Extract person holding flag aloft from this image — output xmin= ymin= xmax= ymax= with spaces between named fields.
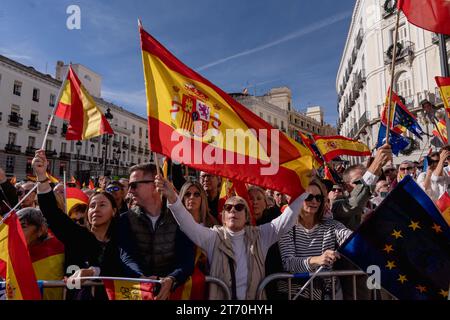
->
xmin=155 ymin=174 xmax=305 ymax=300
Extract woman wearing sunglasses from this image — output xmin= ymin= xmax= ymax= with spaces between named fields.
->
xmin=32 ymin=150 xmax=137 ymax=300
xmin=278 ymin=179 xmax=353 ymax=299
xmin=155 ymin=175 xmax=304 ymax=300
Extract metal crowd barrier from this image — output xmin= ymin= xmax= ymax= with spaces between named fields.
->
xmin=256 ymin=271 xmax=397 ymax=300
xmin=2 ymin=276 xmax=231 ymax=300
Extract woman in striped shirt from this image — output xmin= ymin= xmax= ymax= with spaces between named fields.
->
xmin=278 ymin=179 xmax=352 ymax=299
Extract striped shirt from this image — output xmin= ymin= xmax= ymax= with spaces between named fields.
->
xmin=277 ymin=219 xmax=352 ymax=299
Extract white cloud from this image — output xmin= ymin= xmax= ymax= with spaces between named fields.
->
xmin=197 ymin=11 xmax=351 ymax=71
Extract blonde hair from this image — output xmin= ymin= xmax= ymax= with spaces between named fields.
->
xmin=179 ymin=180 xmax=210 ymax=225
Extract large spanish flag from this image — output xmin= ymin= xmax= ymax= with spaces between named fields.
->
xmin=398 ymin=0 xmax=450 ymax=35
xmin=0 ymin=212 xmax=41 ymax=300
xmin=66 ymin=187 xmax=89 ymax=214
xmin=432 ymin=118 xmax=448 ymax=144
xmin=435 ymin=76 xmax=450 ymax=112
xmin=103 ymin=279 xmax=156 ymax=300
xmin=29 ymin=236 xmax=65 ymax=300
xmin=139 ymin=25 xmax=313 ymax=197
xmin=313 ymin=135 xmax=371 ymax=162
xmin=55 ymin=65 xmax=114 ymax=140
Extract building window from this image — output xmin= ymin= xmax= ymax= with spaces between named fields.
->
xmin=6 ymin=156 xmax=15 ymax=174
xmin=70 ymin=141 xmax=74 ymax=152
xmin=138 ymin=158 xmax=141 ymax=164
xmin=8 ymin=132 xmax=17 ymax=145
xmin=301 ymin=121 xmax=304 ymax=127
xmin=146 ymin=129 xmax=148 ymax=138
xmin=132 ymin=125 xmax=136 ymax=134
xmin=32 ymin=88 xmax=40 ymax=102
xmin=281 ymin=120 xmax=285 ymax=129
xmin=26 ymin=159 xmax=33 ymax=175
xmin=139 ymin=127 xmax=142 ymax=138
xmin=268 ymin=115 xmax=272 ymax=123
xmin=61 ymin=142 xmax=67 ymax=153
xmin=13 ymin=81 xmax=22 ymax=96
xmin=49 ymin=94 xmax=56 ymax=107
xmin=395 ymin=71 xmax=413 ymax=100
xmin=28 ymin=136 xmax=35 ymax=147
xmin=46 ymin=140 xmax=52 ymax=151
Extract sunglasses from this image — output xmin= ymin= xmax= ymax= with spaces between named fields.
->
xmin=305 ymin=194 xmax=324 ymax=202
xmin=223 ymin=203 xmax=246 ymax=212
xmin=332 ymin=188 xmax=342 ymax=192
xmin=184 ymin=191 xmax=201 ymax=198
xmin=399 ymin=167 xmax=413 ymax=171
xmin=106 ymin=186 xmax=121 ymax=192
xmin=128 ymin=180 xmax=155 ymax=190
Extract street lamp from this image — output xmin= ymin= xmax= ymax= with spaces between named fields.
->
xmin=103 ymin=108 xmax=113 ymax=176
xmin=76 ymin=140 xmax=82 ymax=182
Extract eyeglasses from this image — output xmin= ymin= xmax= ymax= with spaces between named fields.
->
xmin=223 ymin=203 xmax=246 ymax=212
xmin=305 ymin=194 xmax=324 ymax=202
xmin=106 ymin=186 xmax=121 ymax=192
xmin=331 ymin=188 xmax=342 ymax=192
xmin=128 ymin=180 xmax=155 ymax=190
xmin=399 ymin=167 xmax=414 ymax=171
xmin=184 ymin=191 xmax=201 ymax=198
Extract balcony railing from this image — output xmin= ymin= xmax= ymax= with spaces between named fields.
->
xmin=45 ymin=149 xmax=57 ymax=157
xmin=131 ymin=145 xmax=137 ymax=152
xmin=384 ymin=41 xmax=415 ymax=65
xmin=122 ymin=142 xmax=129 ymax=149
xmin=138 ymin=147 xmax=144 ymax=154
xmin=144 ymin=149 xmax=150 ymax=155
xmin=28 ymin=120 xmax=41 ymax=131
xmin=113 ymin=140 xmax=120 ymax=147
xmin=60 ymin=152 xmax=71 ymax=160
xmin=8 ymin=114 xmax=23 ymax=127
xmin=90 ymin=137 xmax=99 ymax=143
xmin=26 ymin=146 xmax=37 ymax=155
xmin=46 ymin=124 xmax=57 ymax=135
xmin=355 ymin=29 xmax=363 ymax=49
xmin=358 ymin=112 xmax=367 ymax=130
xmin=5 ymin=144 xmax=21 ymax=153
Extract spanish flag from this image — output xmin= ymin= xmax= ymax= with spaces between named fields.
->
xmin=435 ymin=76 xmax=450 ymax=113
xmin=55 ymin=65 xmax=114 ymax=140
xmin=88 ymin=179 xmax=95 ymax=190
xmin=398 ymin=0 xmax=450 ymax=35
xmin=139 ymin=25 xmax=313 ymax=198
xmin=436 ymin=191 xmax=450 ymax=226
xmin=103 ymin=279 xmax=156 ymax=300
xmin=313 ymin=135 xmax=370 ymax=162
xmin=29 ymin=236 xmax=65 ymax=300
xmin=0 ymin=212 xmax=41 ymax=300
xmin=432 ymin=119 xmax=448 ymax=144
xmin=170 ymin=247 xmax=206 ymax=300
xmin=66 ymin=187 xmax=89 ymax=213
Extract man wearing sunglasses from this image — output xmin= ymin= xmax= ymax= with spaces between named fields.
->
xmin=332 ymin=144 xmax=392 ymax=231
xmin=118 ymin=163 xmax=194 ymax=300
xmin=0 ymin=166 xmax=18 ymax=217
xmin=396 ymin=160 xmax=416 ymax=182
xmin=106 ymin=181 xmax=128 ymax=214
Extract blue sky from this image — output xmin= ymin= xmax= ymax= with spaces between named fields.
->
xmin=0 ymin=0 xmax=355 ymax=125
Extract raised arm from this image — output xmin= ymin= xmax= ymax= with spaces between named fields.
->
xmin=259 ymin=193 xmax=304 ymax=250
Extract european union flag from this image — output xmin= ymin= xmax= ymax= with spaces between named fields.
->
xmin=392 ymin=102 xmax=424 ymax=139
xmin=339 ymin=176 xmax=450 ymax=300
xmin=376 ymin=123 xmax=410 ymax=156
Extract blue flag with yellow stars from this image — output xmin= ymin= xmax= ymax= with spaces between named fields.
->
xmin=392 ymin=101 xmax=424 ymax=140
xmin=376 ymin=123 xmax=410 ymax=156
xmin=339 ymin=176 xmax=450 ymax=300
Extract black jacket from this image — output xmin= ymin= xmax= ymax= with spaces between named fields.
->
xmin=0 ymin=179 xmax=18 ymax=216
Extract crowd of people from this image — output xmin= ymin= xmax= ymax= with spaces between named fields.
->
xmin=0 ymin=143 xmax=448 ymax=300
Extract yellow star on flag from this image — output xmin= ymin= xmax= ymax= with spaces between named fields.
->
xmin=439 ymin=289 xmax=449 ymax=298
xmin=408 ymin=220 xmax=421 ymax=231
xmin=415 ymin=285 xmax=427 ymax=293
xmin=386 ymin=261 xmax=396 ymax=270
xmin=391 ymin=229 xmax=403 ymax=239
xmin=431 ymin=223 xmax=442 ymax=233
xmin=397 ymin=274 xmax=408 ymax=284
xmin=383 ymin=244 xmax=394 ymax=254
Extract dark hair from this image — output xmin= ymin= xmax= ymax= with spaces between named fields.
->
xmin=86 ymin=191 xmax=119 ymax=240
xmin=129 ymin=163 xmax=158 ymax=177
xmin=301 ymin=179 xmax=328 ymax=225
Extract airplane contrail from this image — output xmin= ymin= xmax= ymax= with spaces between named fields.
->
xmin=196 ymin=11 xmax=352 ymax=71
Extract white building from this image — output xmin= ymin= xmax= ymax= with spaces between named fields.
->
xmin=0 ymin=55 xmax=151 ymax=182
xmin=336 ymin=0 xmax=448 ymax=164
xmin=231 ymin=87 xmax=336 ymax=139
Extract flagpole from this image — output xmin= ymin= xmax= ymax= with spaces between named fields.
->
xmin=384 ymin=9 xmax=402 ymax=146
xmin=438 ymin=34 xmax=450 ymax=144
xmin=40 ymin=66 xmax=70 ymax=150
xmin=63 ymin=170 xmax=67 ymax=213
xmin=0 ymin=184 xmax=39 ymax=227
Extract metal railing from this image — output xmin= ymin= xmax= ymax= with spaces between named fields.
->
xmin=1 ymin=276 xmax=231 ymax=300
xmin=256 ymin=271 xmax=396 ymax=300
